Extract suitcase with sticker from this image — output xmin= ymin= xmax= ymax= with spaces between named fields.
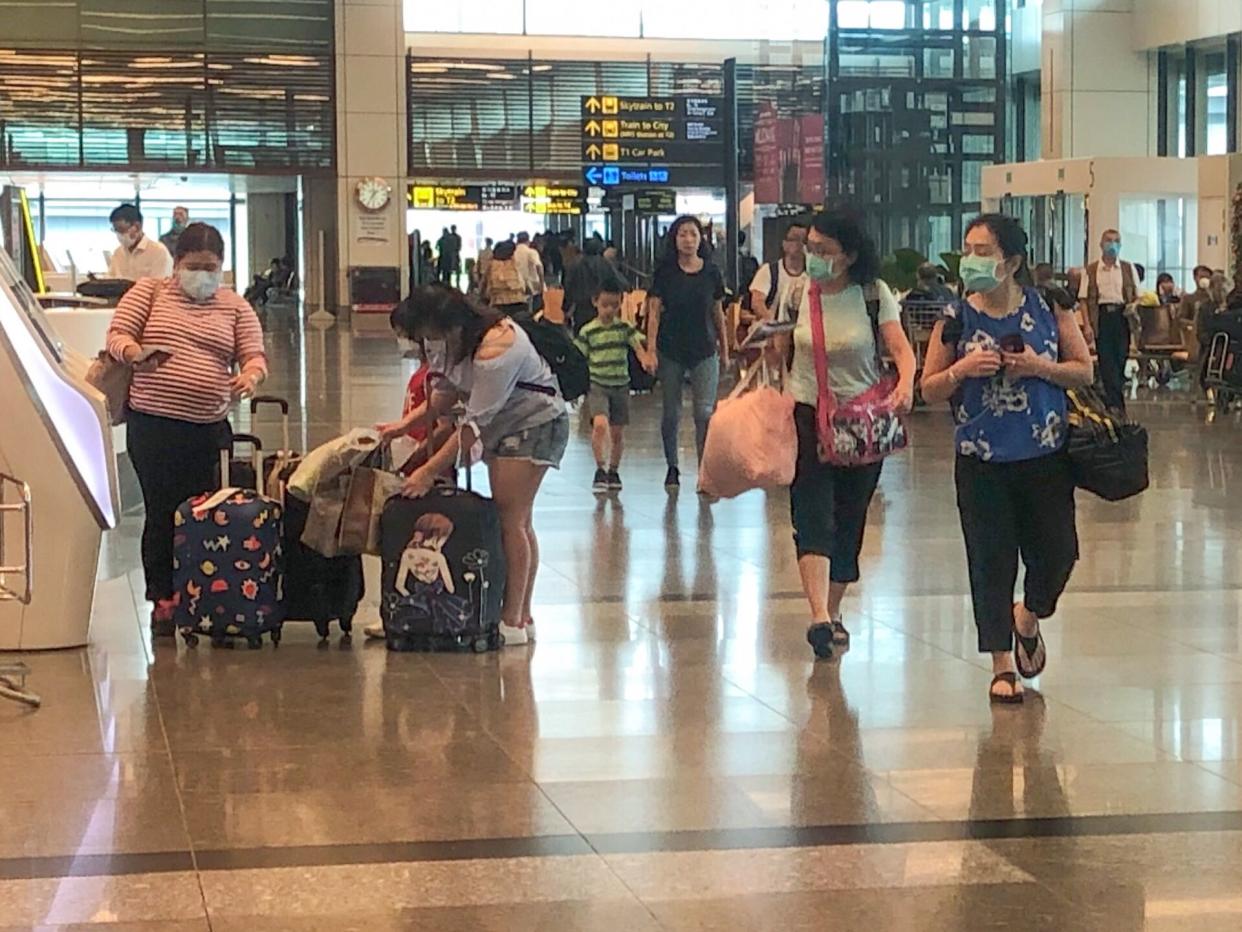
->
xmin=379 ymin=468 xmax=505 ymax=653
xmin=173 ymin=449 xmax=285 ymax=649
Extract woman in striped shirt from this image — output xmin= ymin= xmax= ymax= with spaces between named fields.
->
xmin=106 ymin=222 xmax=267 ymax=637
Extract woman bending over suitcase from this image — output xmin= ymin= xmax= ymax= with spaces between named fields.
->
xmin=106 ymin=222 xmax=267 ymax=637
xmin=379 ymin=285 xmax=569 ymax=646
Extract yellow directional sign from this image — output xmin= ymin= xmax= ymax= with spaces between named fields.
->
xmin=601 ymin=95 xmax=618 ymax=115
xmin=585 ymin=143 xmax=602 ymax=159
xmin=602 ymin=119 xmax=619 ymax=138
xmin=584 ymin=120 xmax=601 ymax=136
xmin=602 ymin=142 xmax=619 ymax=161
xmin=585 ymin=96 xmax=601 ymax=113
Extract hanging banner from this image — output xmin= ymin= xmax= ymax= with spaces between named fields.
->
xmin=754 ymin=106 xmax=825 ymax=206
xmin=798 ymin=114 xmax=825 ymax=205
xmin=753 ymin=102 xmax=782 ymax=205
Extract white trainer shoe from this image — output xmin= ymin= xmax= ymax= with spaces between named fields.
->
xmin=498 ymin=621 xmax=528 ymax=646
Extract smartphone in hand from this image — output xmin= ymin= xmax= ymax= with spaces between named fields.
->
xmin=999 ymin=334 xmax=1025 ymax=354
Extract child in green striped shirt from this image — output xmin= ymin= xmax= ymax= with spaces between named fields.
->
xmin=574 ymin=278 xmax=655 ymax=493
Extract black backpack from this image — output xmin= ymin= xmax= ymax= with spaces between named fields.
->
xmin=516 ymin=318 xmax=590 ymax=402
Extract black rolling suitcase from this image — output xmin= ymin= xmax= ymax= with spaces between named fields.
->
xmin=281 ymin=493 xmax=364 ymax=642
xmin=379 ymin=469 xmax=506 ymax=653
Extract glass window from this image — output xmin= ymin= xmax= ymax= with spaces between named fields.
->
xmin=525 ymin=0 xmax=641 ymax=36
xmin=1164 ymin=51 xmax=1188 ymax=157
xmin=1203 ymin=49 xmax=1228 ymax=156
xmin=922 ymin=0 xmax=955 ymax=30
xmin=962 ymin=36 xmax=997 ymax=79
xmin=838 ymin=0 xmax=907 ymax=29
xmin=924 ymin=48 xmax=955 ymax=78
xmin=404 ymin=0 xmax=523 ymax=33
xmin=962 ymin=0 xmax=997 ymax=30
xmin=644 ymin=0 xmax=828 ymax=40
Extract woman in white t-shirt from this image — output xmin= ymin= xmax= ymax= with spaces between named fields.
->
xmin=774 ymin=208 xmax=916 ymax=661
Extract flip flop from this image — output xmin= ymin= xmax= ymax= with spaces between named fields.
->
xmin=989 ymin=672 xmax=1024 ymax=705
xmin=1013 ymin=604 xmax=1047 ymax=679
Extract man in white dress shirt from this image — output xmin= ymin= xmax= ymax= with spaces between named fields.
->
xmin=1078 ymin=228 xmax=1138 ymax=411
xmin=107 ymin=203 xmax=173 ymax=282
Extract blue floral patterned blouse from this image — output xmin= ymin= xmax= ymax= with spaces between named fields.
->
xmin=944 ymin=287 xmax=1068 ymax=463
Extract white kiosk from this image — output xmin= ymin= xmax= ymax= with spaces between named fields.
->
xmin=0 ymin=250 xmax=119 ymax=650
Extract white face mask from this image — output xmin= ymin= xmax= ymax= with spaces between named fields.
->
xmin=396 ymin=337 xmax=418 ymax=355
xmin=1199 ymin=277 xmax=1212 ymax=290
xmin=179 ymin=268 xmax=222 ymax=302
xmin=116 ymin=230 xmax=139 ymax=249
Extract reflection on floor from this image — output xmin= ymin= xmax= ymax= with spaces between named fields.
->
xmin=6 ymin=324 xmax=1242 ymax=929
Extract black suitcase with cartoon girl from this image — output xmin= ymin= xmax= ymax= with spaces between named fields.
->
xmin=173 ymin=451 xmax=285 ymax=649
xmin=379 ymin=478 xmax=505 ymax=653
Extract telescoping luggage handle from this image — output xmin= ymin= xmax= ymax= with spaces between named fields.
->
xmin=250 ymin=395 xmax=291 ymax=454
xmin=202 ymin=433 xmax=263 ymax=518
xmin=415 ymin=370 xmax=473 ymax=495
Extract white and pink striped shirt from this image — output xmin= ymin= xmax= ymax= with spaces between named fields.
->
xmin=107 ymin=277 xmax=267 ymax=424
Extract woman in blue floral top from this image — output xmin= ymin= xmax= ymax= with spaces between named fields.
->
xmin=921 ymin=214 xmax=1093 ymax=704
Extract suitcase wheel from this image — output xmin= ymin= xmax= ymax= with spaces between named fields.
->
xmin=247 ymin=636 xmax=264 ymax=650
xmin=270 ymin=629 xmax=282 ymax=647
xmin=472 ymin=636 xmax=490 ymax=654
xmin=313 ymin=619 xmax=330 ymax=641
xmin=182 ymin=632 xmax=199 ymax=647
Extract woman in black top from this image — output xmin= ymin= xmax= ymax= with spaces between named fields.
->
xmin=646 ymin=215 xmax=730 ymax=490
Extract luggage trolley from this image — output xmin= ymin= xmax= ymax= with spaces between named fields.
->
xmin=0 ymin=472 xmax=38 ymax=708
xmin=902 ymin=298 xmax=951 ymax=406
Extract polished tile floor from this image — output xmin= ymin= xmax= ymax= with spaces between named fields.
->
xmin=6 ymin=324 xmax=1242 ymax=929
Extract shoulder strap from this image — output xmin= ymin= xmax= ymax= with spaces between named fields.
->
xmin=765 ymin=259 xmax=781 ymax=307
xmin=808 ymin=282 xmax=838 ymax=421
xmin=862 ymin=281 xmax=885 ymax=369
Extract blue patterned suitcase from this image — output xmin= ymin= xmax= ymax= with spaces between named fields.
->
xmin=173 ymin=453 xmax=285 ymax=649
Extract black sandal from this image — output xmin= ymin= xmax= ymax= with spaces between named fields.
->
xmin=830 ymin=619 xmax=850 ymax=646
xmin=989 ymin=672 xmax=1024 ymax=705
xmin=806 ymin=623 xmax=835 ymax=660
xmin=1013 ymin=616 xmax=1047 ymax=680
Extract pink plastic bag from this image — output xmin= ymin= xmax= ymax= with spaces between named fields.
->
xmin=698 ymin=379 xmax=797 ymax=499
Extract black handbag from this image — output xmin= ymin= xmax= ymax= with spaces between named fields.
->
xmin=1065 ymin=387 xmax=1149 ymax=501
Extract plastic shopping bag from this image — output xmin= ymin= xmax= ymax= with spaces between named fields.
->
xmin=698 ymin=367 xmax=797 ymax=499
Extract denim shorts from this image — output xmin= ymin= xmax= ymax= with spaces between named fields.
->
xmin=487 ymin=413 xmax=570 ymax=468
xmin=588 ymin=383 xmax=631 ymax=427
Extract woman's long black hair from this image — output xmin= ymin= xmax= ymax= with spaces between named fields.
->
xmin=656 ymin=214 xmax=710 ymax=272
xmin=399 ymin=284 xmax=502 ymax=364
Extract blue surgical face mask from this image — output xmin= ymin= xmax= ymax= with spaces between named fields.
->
xmin=1103 ymin=240 xmax=1121 ymax=258
xmin=806 ymin=253 xmax=838 ymax=283
xmin=178 ymin=268 xmax=221 ymax=302
xmin=959 ymin=254 xmax=1005 ymax=293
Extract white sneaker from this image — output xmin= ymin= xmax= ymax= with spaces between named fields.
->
xmin=498 ymin=622 xmax=528 ymax=646
xmin=524 ymin=623 xmax=536 ymax=643
xmin=363 ymin=622 xmax=385 ymax=640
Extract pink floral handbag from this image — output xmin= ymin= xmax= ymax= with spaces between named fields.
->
xmin=807 ymin=281 xmax=909 ymax=467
